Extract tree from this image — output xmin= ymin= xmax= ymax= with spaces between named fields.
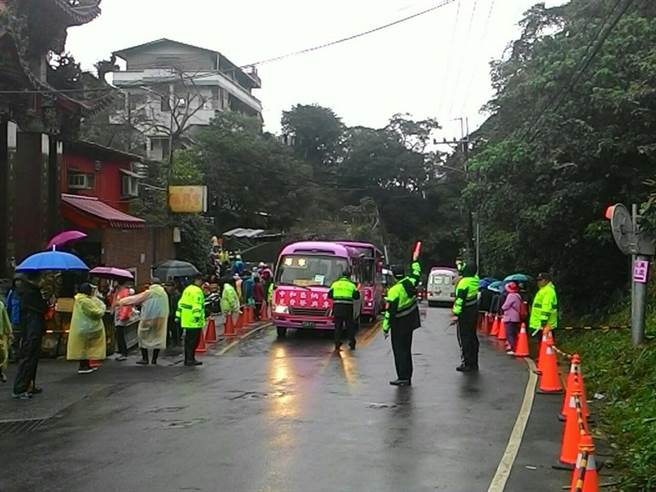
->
xmin=190 ymin=111 xmax=313 ymax=232
xmin=281 ymin=104 xmax=344 ymax=170
xmin=465 ymin=0 xmax=656 ymax=310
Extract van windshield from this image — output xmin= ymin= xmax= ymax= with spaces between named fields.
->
xmin=276 ymin=255 xmax=349 ymax=288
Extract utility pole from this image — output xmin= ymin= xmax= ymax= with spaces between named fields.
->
xmin=455 ymin=117 xmax=476 ymax=264
xmin=433 ymin=117 xmax=479 ymax=268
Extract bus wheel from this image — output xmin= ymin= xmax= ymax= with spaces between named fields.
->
xmin=276 ymin=327 xmax=287 ymax=338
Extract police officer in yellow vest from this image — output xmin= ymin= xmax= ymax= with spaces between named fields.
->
xmin=452 ymin=262 xmax=480 ymax=372
xmin=176 ymin=275 xmax=206 ymax=367
xmin=328 ymin=270 xmax=360 ymax=351
xmin=530 ymin=272 xmax=559 ymax=342
xmin=382 ymin=261 xmax=422 ymax=386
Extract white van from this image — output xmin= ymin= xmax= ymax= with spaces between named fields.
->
xmin=427 ymin=267 xmax=458 ymax=307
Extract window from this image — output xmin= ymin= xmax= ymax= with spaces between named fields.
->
xmin=160 ymin=95 xmax=171 ymax=112
xmin=68 ymin=172 xmax=95 ymax=190
xmin=121 ymin=174 xmax=139 ymax=198
xmin=211 ymin=87 xmax=224 ymax=110
xmin=275 ymin=255 xmax=348 ymax=288
xmin=128 ymin=93 xmax=146 ymax=110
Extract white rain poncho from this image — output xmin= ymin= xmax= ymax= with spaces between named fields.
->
xmin=67 ymin=294 xmax=107 ymax=361
xmin=120 ymin=284 xmax=169 ymax=350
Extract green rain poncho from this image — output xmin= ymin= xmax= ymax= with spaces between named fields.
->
xmin=67 ymin=294 xmax=107 ymax=361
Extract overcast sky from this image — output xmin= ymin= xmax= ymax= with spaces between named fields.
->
xmin=67 ymin=0 xmax=566 ymax=140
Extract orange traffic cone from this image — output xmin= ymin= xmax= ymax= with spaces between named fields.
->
xmin=536 ymin=329 xmax=552 ymax=374
xmin=497 ymin=319 xmax=507 ymax=341
xmin=224 ymin=313 xmax=236 ymax=336
xmin=260 ymin=302 xmax=269 ymax=321
xmin=482 ymin=314 xmax=491 ymax=334
xmin=195 ymin=328 xmax=207 ymax=354
xmin=558 ymin=391 xmax=588 ymax=469
xmin=538 ymin=337 xmax=563 ymax=394
xmin=560 ymin=355 xmax=589 ymax=421
xmin=570 ymin=431 xmax=599 ymax=492
xmin=490 ymin=316 xmax=500 ymax=337
xmin=236 ymin=309 xmax=245 ymax=330
xmin=514 ymin=323 xmax=530 ymax=357
xmin=205 ymin=318 xmax=217 ymax=343
xmin=247 ymin=305 xmax=255 ymax=324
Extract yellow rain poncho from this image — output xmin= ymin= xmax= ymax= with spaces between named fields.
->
xmin=120 ymin=284 xmax=169 ymax=350
xmin=0 ymin=301 xmax=12 ymax=369
xmin=67 ymin=294 xmax=107 ymax=361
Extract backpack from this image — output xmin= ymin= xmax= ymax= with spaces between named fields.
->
xmin=519 ymin=300 xmax=529 ymax=321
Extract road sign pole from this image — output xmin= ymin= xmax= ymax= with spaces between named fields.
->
xmin=632 ymin=255 xmax=648 ymax=345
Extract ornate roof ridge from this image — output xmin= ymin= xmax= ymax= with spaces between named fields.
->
xmin=51 ymin=0 xmax=102 ymax=26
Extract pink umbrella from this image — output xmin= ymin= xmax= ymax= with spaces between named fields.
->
xmin=89 ymin=267 xmax=134 ymax=280
xmin=47 ymin=230 xmax=87 ymax=250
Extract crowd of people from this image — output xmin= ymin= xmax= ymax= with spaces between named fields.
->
xmin=381 ymin=258 xmax=559 ymax=386
xmin=0 ymin=254 xmax=275 ymax=400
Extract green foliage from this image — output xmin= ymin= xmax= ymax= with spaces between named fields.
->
xmin=468 ymin=0 xmax=656 ymax=313
xmin=176 ymin=214 xmax=211 ymax=273
xmin=192 ymin=111 xmax=313 ymax=231
xmin=281 ymin=104 xmax=344 ymax=169
xmin=559 ymin=331 xmax=656 ymax=491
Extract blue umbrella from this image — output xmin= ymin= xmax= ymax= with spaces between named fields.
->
xmin=504 ymin=273 xmax=531 ymax=283
xmin=16 ymin=251 xmax=89 ymax=272
xmin=487 ymin=280 xmax=504 ymax=293
xmin=478 ymin=277 xmax=498 ymax=289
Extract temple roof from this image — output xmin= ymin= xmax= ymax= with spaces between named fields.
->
xmin=49 ymin=0 xmax=102 ymax=26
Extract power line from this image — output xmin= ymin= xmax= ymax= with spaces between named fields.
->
xmin=0 ymin=1 xmax=458 ymax=96
xmin=447 ymin=0 xmax=479 ymax=118
xmin=459 ymin=0 xmax=496 ymax=115
xmin=244 ymin=0 xmax=458 ymax=67
xmin=522 ymin=0 xmax=635 ymax=142
xmin=436 ymin=0 xmax=462 ymax=118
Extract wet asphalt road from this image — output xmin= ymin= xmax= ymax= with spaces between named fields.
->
xmin=0 ymin=307 xmax=531 ymax=492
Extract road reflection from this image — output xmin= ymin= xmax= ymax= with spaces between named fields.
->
xmin=335 ymin=349 xmax=358 ymax=386
xmin=268 ymin=345 xmax=298 ymax=420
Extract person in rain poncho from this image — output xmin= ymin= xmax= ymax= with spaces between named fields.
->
xmin=67 ymin=283 xmax=107 ymax=374
xmin=119 ymin=279 xmax=169 ymax=365
xmin=220 ymin=277 xmax=240 ymax=321
xmin=0 ymin=300 xmax=13 ymax=383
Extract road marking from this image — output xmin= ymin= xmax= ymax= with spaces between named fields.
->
xmin=217 ymin=323 xmax=272 ymax=355
xmin=487 ymin=357 xmax=538 ymax=492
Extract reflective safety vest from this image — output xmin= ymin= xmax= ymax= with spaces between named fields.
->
xmin=176 ymin=284 xmax=205 ymax=329
xmin=529 ymin=282 xmax=558 ymax=332
xmin=386 ymin=279 xmax=418 ymax=318
xmin=267 ymin=282 xmax=274 ymax=303
xmin=453 ymin=275 xmax=479 ymax=316
xmin=329 ymin=277 xmax=359 ymax=304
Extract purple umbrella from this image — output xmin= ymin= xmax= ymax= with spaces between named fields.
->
xmin=47 ymin=230 xmax=87 ymax=250
xmin=89 ymin=267 xmax=134 ymax=280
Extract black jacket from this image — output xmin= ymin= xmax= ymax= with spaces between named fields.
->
xmin=18 ymin=281 xmax=47 ymax=315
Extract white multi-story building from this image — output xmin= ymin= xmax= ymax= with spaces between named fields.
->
xmin=111 ymin=38 xmax=262 ymax=161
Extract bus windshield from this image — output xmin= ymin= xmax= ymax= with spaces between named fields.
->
xmin=276 ymin=254 xmax=349 ymax=288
